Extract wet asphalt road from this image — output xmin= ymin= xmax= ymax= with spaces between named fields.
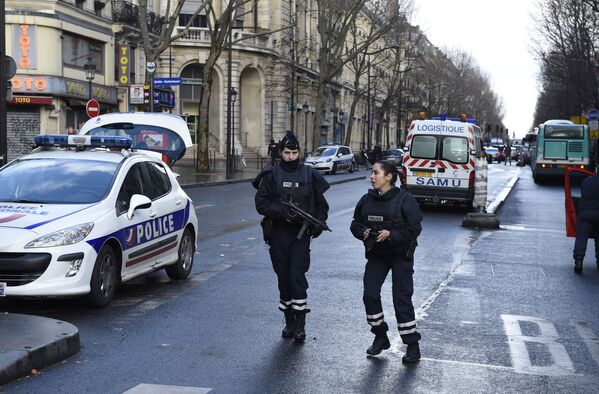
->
xmin=2 ymin=164 xmax=598 ymax=393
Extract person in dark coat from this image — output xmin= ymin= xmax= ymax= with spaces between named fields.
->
xmin=573 ymin=172 xmax=599 ymax=273
xmin=253 ymin=133 xmax=330 ymax=340
xmin=267 ymin=138 xmax=280 ymax=165
xmin=350 ymin=160 xmax=423 ymax=363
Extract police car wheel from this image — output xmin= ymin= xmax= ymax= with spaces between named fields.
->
xmin=166 ymin=228 xmax=195 ymax=280
xmin=331 ymin=163 xmax=337 ymax=175
xmin=349 ymin=162 xmax=354 ymax=173
xmin=88 ymin=245 xmax=118 ymax=308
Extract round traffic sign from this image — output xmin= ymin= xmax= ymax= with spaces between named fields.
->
xmin=587 ymin=108 xmax=599 ymax=121
xmin=86 ymin=99 xmax=100 ymax=118
xmin=146 ymin=61 xmax=156 ymax=74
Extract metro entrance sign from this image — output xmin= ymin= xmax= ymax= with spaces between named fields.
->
xmin=86 ymin=99 xmax=100 ymax=118
xmin=587 ymin=108 xmax=599 ymax=121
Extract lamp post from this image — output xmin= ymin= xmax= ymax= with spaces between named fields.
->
xmin=84 ymin=57 xmax=96 ymax=100
xmin=303 ymin=102 xmax=309 ymax=159
xmin=230 ymin=87 xmax=237 ymax=171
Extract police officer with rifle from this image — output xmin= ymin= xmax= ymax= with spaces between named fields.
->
xmin=253 ymin=133 xmax=330 ymax=341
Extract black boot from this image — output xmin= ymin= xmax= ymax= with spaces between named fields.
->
xmin=402 ymin=342 xmax=421 ymax=364
xmin=574 ymin=258 xmax=583 ymax=274
xmin=293 ymin=313 xmax=306 ymax=341
xmin=282 ymin=311 xmax=296 ymax=338
xmin=366 ymin=323 xmax=390 ymax=355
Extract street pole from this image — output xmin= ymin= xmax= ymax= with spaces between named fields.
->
xmin=0 ymin=0 xmax=7 ymax=166
xmin=225 ymin=3 xmax=233 ymax=179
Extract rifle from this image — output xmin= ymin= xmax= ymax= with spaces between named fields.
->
xmin=281 ymin=199 xmax=332 ymax=239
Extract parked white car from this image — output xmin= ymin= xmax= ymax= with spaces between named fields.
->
xmin=304 ymin=145 xmax=355 ymax=174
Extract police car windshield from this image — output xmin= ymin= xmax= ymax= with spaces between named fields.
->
xmin=0 ymin=158 xmax=118 ymax=204
xmin=313 ymin=147 xmax=336 ymax=157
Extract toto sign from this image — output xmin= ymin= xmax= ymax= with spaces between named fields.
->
xmin=86 ymin=99 xmax=100 ymax=118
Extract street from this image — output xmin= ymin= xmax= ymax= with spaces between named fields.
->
xmin=1 ymin=164 xmax=599 ymax=393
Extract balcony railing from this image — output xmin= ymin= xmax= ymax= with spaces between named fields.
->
xmin=175 ymin=27 xmax=277 ymax=53
xmin=112 ymin=0 xmax=165 ymax=36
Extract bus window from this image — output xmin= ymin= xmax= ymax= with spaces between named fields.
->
xmin=411 ymin=135 xmax=437 ymax=159
xmin=544 ymin=141 xmax=567 ymax=159
xmin=545 ymin=126 xmax=584 ymax=139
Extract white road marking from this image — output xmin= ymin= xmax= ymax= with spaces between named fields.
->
xmin=500 ymin=224 xmax=564 ymax=234
xmin=122 ymin=384 xmax=212 ymax=393
xmin=194 ymin=204 xmax=216 ymax=210
xmin=487 ymin=175 xmax=519 ymax=213
xmin=574 ymin=321 xmax=599 ymax=368
xmin=502 ymin=314 xmax=576 ymax=376
xmin=420 ymin=357 xmax=514 ymax=372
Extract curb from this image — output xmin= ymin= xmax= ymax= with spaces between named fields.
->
xmin=462 ymin=175 xmax=519 ymax=229
xmin=0 ymin=313 xmax=80 ymax=386
xmin=181 ymin=174 xmax=367 ymax=190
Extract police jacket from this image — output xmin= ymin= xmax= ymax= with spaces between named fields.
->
xmin=350 ymin=186 xmax=422 ymax=258
xmin=579 ymin=175 xmax=599 ymax=215
xmin=253 ymin=162 xmax=330 ymax=229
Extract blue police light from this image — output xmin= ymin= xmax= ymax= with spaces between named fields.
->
xmin=35 ymin=134 xmax=132 ymax=149
xmin=440 ymin=113 xmax=447 ymax=121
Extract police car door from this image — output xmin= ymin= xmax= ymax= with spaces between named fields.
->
xmin=114 ymin=162 xmax=158 ymax=277
xmin=438 ymin=134 xmax=470 ymax=197
xmin=138 ymin=161 xmax=182 ymax=269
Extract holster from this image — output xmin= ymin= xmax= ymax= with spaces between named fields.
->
xmin=261 ymin=217 xmax=274 ymax=244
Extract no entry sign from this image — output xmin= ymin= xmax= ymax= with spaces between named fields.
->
xmin=86 ymin=99 xmax=100 ymax=118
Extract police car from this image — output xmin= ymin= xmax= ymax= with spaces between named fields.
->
xmin=304 ymin=145 xmax=355 ymax=174
xmin=0 ymin=134 xmax=198 ymax=307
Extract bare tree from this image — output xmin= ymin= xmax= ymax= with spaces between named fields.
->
xmin=312 ymin=0 xmax=403 ymax=149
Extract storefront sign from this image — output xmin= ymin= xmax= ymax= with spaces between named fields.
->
xmin=10 ymin=96 xmax=52 ymax=105
xmin=118 ymin=45 xmax=130 ymax=87
xmin=13 ymin=24 xmax=36 ymax=69
xmin=10 ymin=75 xmax=117 ymax=104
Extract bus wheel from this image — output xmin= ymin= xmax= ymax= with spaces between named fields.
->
xmin=533 ymin=173 xmax=543 ymax=184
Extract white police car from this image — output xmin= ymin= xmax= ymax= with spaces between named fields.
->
xmin=304 ymin=145 xmax=355 ymax=174
xmin=0 ymin=134 xmax=198 ymax=307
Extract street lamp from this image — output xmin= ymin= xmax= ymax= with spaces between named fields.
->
xmin=303 ymin=102 xmax=309 ymax=158
xmin=230 ymin=87 xmax=238 ymax=171
xmin=84 ymin=57 xmax=96 ymax=100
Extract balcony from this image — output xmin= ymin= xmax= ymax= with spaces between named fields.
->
xmin=112 ymin=0 xmax=165 ymax=36
xmin=174 ymin=27 xmax=277 ymax=55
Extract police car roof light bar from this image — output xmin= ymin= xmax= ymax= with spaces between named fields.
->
xmin=431 ymin=117 xmax=477 ymax=124
xmin=35 ymin=134 xmax=133 ymax=149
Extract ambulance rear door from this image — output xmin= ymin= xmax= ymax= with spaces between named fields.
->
xmin=405 ymin=132 xmax=440 ymax=203
xmin=436 ymin=133 xmax=472 ymax=202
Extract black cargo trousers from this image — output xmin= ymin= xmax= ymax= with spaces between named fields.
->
xmin=269 ymin=224 xmax=311 ymax=314
xmin=363 ymin=254 xmax=421 ymax=344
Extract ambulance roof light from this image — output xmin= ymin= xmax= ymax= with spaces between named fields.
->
xmin=35 ymin=134 xmax=133 ymax=149
xmin=460 ymin=113 xmax=467 ymax=122
xmin=440 ymin=113 xmax=447 ymax=121
xmin=418 ymin=112 xmax=426 ymax=120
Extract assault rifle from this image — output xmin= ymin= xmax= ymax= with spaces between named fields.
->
xmin=281 ymin=199 xmax=331 ymax=239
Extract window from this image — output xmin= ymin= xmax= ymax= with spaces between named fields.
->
xmin=441 ymin=136 xmax=468 ymax=164
xmin=116 ymin=164 xmax=145 ymax=215
xmin=544 ymin=126 xmax=584 ymax=139
xmin=411 ymin=135 xmax=437 ymax=159
xmin=142 ymin=162 xmax=171 ymax=200
xmin=181 ymin=64 xmax=204 ymax=102
xmin=62 ymin=32 xmax=104 ymax=72
xmin=179 ymin=14 xmax=207 ymax=28
xmin=94 ymin=1 xmax=105 ymax=16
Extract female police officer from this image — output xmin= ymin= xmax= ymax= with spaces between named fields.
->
xmin=253 ymin=133 xmax=330 ymax=341
xmin=350 ymin=161 xmax=423 ymax=363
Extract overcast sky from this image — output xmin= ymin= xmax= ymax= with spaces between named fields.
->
xmin=411 ymin=0 xmax=540 ymax=138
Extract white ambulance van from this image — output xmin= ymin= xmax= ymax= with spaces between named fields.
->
xmin=403 ymin=114 xmax=483 ymax=208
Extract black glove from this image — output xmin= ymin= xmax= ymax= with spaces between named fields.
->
xmin=311 ymin=226 xmax=323 ymax=238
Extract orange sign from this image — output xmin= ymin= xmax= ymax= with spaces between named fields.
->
xmin=118 ymin=45 xmax=130 ymax=86
xmin=14 ymin=24 xmax=36 ymax=69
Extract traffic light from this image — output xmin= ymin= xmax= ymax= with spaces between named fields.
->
xmin=4 ymin=56 xmax=15 ymax=102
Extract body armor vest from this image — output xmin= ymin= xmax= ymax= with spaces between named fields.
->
xmin=273 ymin=164 xmax=313 ymax=215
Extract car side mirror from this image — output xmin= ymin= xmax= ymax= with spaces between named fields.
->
xmin=337 ymin=153 xmax=342 ymax=157
xmin=127 ymin=194 xmax=152 ymax=220
xmin=470 ymin=149 xmax=477 ymax=155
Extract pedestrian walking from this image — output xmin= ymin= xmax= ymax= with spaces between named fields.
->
xmin=572 ymin=171 xmax=599 ymax=273
xmin=253 ymin=133 xmax=330 ymax=341
xmin=504 ymin=145 xmax=512 ymax=165
xmin=350 ymin=160 xmax=423 ymax=363
xmin=267 ymin=138 xmax=280 ymax=165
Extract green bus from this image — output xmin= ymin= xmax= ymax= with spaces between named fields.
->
xmin=530 ymin=119 xmax=590 ymax=183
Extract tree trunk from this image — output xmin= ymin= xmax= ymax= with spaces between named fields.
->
xmin=196 ymin=54 xmax=219 ymax=172
xmin=312 ymin=81 xmax=327 ymax=150
xmin=344 ymin=91 xmax=361 ymax=147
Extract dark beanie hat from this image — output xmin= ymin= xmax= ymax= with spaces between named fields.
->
xmin=280 ymin=132 xmax=300 ymax=150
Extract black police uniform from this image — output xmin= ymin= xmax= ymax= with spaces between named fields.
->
xmin=350 ymin=186 xmax=422 ymax=345
xmin=573 ymin=174 xmax=599 ymax=272
xmin=253 ymin=137 xmax=329 ymax=339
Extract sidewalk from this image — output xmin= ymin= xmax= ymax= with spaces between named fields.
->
xmin=172 ymin=157 xmax=263 ymax=188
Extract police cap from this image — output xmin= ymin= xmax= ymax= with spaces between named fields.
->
xmin=280 ymin=132 xmax=300 ymax=150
